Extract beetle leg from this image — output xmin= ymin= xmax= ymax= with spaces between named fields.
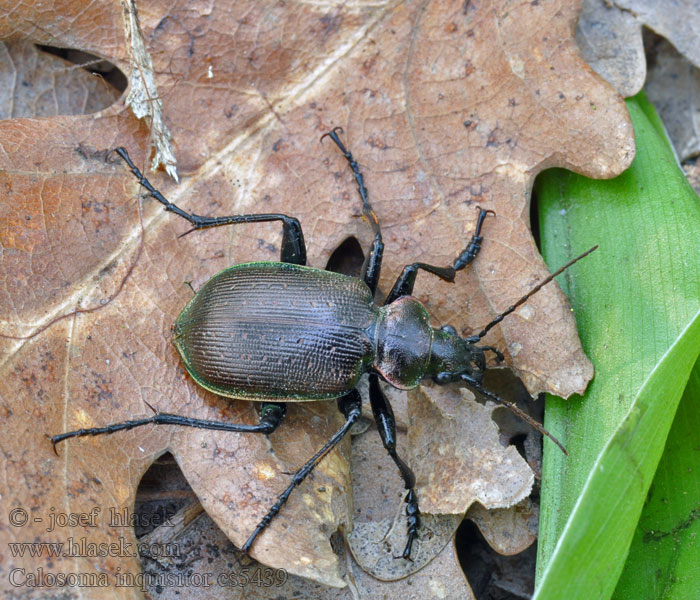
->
xmin=383 ymin=207 xmax=494 ymax=305
xmin=384 ymin=262 xmax=457 ymax=305
xmin=112 ymin=147 xmax=307 ymax=265
xmin=49 ymin=402 xmax=287 ymax=452
xmin=369 ymin=374 xmax=420 ymax=560
xmin=321 ymin=128 xmax=384 ymax=295
xmin=362 ymin=232 xmax=384 ymax=297
xmin=241 ymin=389 xmax=362 ymax=554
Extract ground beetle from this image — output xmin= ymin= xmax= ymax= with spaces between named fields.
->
xmin=52 ymin=128 xmax=595 ymax=560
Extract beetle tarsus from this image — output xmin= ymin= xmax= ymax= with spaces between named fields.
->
xmin=394 ymin=489 xmax=420 ymax=560
xmin=452 ymin=207 xmax=495 ymax=271
xmin=392 ymin=492 xmax=419 ymax=560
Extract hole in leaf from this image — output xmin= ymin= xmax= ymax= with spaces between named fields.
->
xmin=456 ymin=518 xmax=536 ymax=599
xmin=0 ymin=41 xmax=126 ymax=119
xmin=325 ymin=236 xmax=365 ymax=277
xmin=134 ymin=452 xmax=193 ymax=537
xmin=133 ymin=452 xmax=290 ymax=594
xmin=508 ymin=433 xmax=528 ymax=460
xmin=481 ymin=369 xmax=544 ymax=467
xmin=36 ymin=45 xmax=127 ymax=94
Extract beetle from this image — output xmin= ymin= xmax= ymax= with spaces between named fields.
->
xmin=52 ymin=128 xmax=595 ymax=560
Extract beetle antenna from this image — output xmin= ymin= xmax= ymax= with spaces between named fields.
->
xmin=461 ymin=375 xmax=568 ymax=455
xmin=469 ymin=245 xmax=598 ymax=342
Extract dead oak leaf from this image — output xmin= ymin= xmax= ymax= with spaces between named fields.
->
xmin=347 ymin=409 xmax=463 ymax=580
xmin=644 ymin=33 xmax=700 ymax=162
xmin=136 ymin=506 xmax=474 ymax=599
xmin=466 ymin=498 xmax=538 ymax=556
xmin=409 ymin=384 xmax=534 ymax=515
xmin=578 ymin=0 xmax=700 ymax=100
xmin=0 ymin=0 xmax=632 ymax=591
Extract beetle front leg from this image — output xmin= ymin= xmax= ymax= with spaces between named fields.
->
xmin=384 ymin=207 xmax=494 ymax=305
xmin=369 ymin=374 xmax=420 ymax=560
xmin=112 ymin=148 xmax=307 ymax=265
xmin=241 ymin=390 xmax=362 ymax=554
xmin=50 ymin=402 xmax=287 ymax=452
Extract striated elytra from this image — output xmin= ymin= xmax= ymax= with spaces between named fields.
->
xmin=174 ymin=261 xmax=469 ymax=400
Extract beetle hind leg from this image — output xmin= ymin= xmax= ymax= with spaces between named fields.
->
xmin=369 ymin=374 xmax=420 ymax=560
xmin=241 ymin=389 xmax=362 ymax=554
xmin=50 ymin=402 xmax=287 ymax=453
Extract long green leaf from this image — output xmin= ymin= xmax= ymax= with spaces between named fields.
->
xmin=534 ymin=93 xmax=700 ymax=599
xmin=613 ymin=355 xmax=700 ymax=599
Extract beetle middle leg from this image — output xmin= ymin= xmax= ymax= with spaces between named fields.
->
xmin=384 ymin=207 xmax=494 ymax=304
xmin=113 ymin=148 xmax=307 ymax=265
xmin=369 ymin=374 xmax=420 ymax=559
xmin=241 ymin=389 xmax=363 ymax=553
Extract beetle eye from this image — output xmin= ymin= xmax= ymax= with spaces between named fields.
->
xmin=470 ymin=351 xmax=486 ymax=372
xmin=439 ymin=324 xmax=457 ymax=336
xmin=434 ymin=372 xmax=454 ymax=385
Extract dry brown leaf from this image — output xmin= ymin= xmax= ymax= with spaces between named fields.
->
xmin=136 ymin=508 xmax=474 ymax=599
xmin=612 ymin=0 xmax=700 ymax=69
xmin=409 ymin=384 xmax=534 ymax=515
xmin=465 ymin=498 xmax=538 ymax=556
xmin=347 ymin=381 xmax=534 ymax=583
xmin=577 ymin=0 xmax=700 ymax=161
xmin=0 ymin=40 xmax=121 ymax=119
xmin=346 ymin=415 xmax=463 ymax=580
xmin=140 ymin=441 xmax=474 ymax=597
xmin=644 ymin=33 xmax=700 ymax=161
xmin=343 ymin=536 xmax=475 ymax=600
xmin=576 ymin=0 xmax=646 ymax=97
xmin=0 ymin=0 xmax=633 ymax=593
xmin=122 ymin=375 xmax=537 ymax=592
xmin=578 ymin=0 xmax=700 ymax=103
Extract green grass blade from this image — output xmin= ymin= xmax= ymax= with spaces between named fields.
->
xmin=612 ymin=355 xmax=700 ymax=599
xmin=533 ymin=92 xmax=700 ymax=600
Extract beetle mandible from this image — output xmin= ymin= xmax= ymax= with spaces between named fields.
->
xmin=52 ymin=128 xmax=595 ymax=560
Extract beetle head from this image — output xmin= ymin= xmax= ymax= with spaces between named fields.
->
xmin=428 ymin=245 xmax=600 ymax=387
xmin=427 ymin=325 xmax=500 ymax=386
xmin=426 ymin=323 xmax=568 ymax=454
